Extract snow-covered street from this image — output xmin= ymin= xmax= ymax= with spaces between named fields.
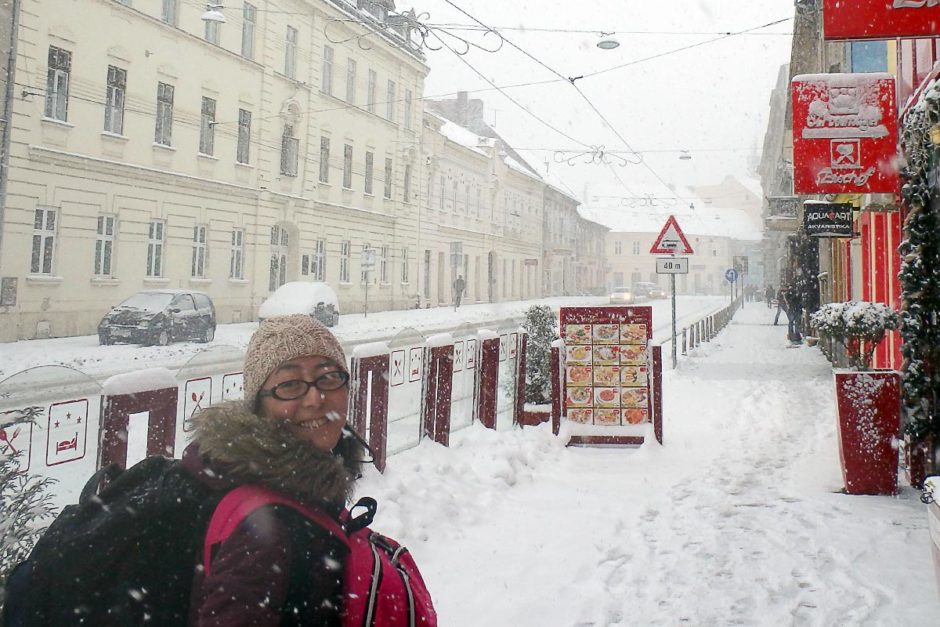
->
xmin=361 ymin=304 xmax=940 ymax=626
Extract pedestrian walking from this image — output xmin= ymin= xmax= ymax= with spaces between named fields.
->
xmin=785 ymin=285 xmax=804 ymax=343
xmin=774 ymin=286 xmax=788 ymax=325
xmin=453 ymin=274 xmax=466 ymax=310
xmin=764 ymin=285 xmax=774 ymax=308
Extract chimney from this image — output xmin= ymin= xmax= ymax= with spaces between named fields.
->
xmin=456 ymin=91 xmax=469 ymax=126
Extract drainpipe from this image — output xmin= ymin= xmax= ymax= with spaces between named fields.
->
xmin=0 ymin=0 xmax=21 ymax=273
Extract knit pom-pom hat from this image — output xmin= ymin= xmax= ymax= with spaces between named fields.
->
xmin=243 ymin=314 xmax=347 ymax=410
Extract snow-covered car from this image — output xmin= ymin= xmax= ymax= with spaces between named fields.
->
xmin=609 ymin=287 xmax=635 ymax=305
xmin=259 ymin=282 xmax=340 ymax=327
xmin=97 ymin=289 xmax=216 ymax=346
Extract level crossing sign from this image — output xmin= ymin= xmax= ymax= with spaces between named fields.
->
xmin=649 ymin=215 xmax=694 ymax=255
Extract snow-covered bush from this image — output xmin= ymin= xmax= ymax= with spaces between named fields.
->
xmin=899 ymin=78 xmax=940 ymax=444
xmin=810 ymin=301 xmax=900 ymax=370
xmin=0 ymin=413 xmax=58 ymax=602
xmin=521 ymin=305 xmax=557 ymax=404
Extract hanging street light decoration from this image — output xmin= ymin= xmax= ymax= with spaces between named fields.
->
xmin=553 ymin=145 xmax=642 ymax=167
xmin=200 ymin=3 xmax=226 ymax=23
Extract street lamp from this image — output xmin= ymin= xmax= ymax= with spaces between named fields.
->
xmin=201 ymin=3 xmax=226 ymax=23
xmin=596 ymin=37 xmax=620 ymax=50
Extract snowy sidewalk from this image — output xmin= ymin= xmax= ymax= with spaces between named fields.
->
xmin=361 ymin=303 xmax=940 ymax=626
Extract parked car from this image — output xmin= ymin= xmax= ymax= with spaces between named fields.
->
xmin=258 ymin=281 xmax=340 ymax=327
xmin=98 ymin=289 xmax=216 ymax=346
xmin=609 ymin=286 xmax=635 ymax=305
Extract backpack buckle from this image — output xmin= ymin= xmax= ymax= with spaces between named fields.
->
xmin=347 ymin=496 xmax=377 ymax=533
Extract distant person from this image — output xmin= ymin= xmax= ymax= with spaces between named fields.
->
xmin=785 ymin=285 xmax=804 ymax=342
xmin=764 ymin=285 xmax=774 ymax=308
xmin=453 ymin=275 xmax=466 ymax=310
xmin=774 ymin=286 xmax=788 ymax=326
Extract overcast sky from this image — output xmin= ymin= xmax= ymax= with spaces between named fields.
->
xmin=403 ymin=0 xmax=795 ymax=205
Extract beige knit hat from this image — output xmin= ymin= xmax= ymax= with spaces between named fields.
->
xmin=243 ymin=314 xmax=348 ymax=409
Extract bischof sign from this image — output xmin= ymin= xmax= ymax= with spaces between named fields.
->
xmin=791 ymin=73 xmax=899 ymax=195
xmin=823 ymin=0 xmax=940 ymax=41
xmin=803 ymin=201 xmax=855 ymax=238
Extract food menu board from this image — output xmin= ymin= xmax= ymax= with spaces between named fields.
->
xmin=560 ymin=306 xmax=653 ymax=428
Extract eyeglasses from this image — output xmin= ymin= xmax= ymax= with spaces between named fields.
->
xmin=258 ymin=371 xmax=350 ymax=401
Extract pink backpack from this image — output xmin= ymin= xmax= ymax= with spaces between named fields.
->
xmin=204 ymin=485 xmax=437 ymax=627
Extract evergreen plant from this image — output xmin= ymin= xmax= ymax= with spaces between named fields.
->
xmin=521 ymin=305 xmax=557 ymax=405
xmin=898 ymin=81 xmax=940 ymax=444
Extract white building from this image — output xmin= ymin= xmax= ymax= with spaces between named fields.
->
xmin=0 ymin=0 xmax=427 ymax=341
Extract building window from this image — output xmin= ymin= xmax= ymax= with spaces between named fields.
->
xmin=104 ymin=66 xmax=126 ymax=134
xmin=343 ymin=144 xmax=353 ymax=189
xmin=199 ymin=97 xmax=216 ymax=155
xmin=230 ymin=228 xmax=244 ymax=279
xmin=269 ymin=225 xmax=289 ymax=291
xmin=161 ymin=0 xmax=178 ymax=25
xmin=439 ymin=176 xmax=445 ymax=210
xmin=475 ymin=188 xmax=481 ymax=217
xmin=285 ymin=26 xmax=298 ymax=78
xmin=339 ymin=240 xmax=351 ymax=283
xmin=346 ymin=58 xmax=357 ymax=104
xmin=319 ymin=136 xmax=330 ymax=183
xmin=384 ymin=157 xmax=393 ymax=199
xmin=146 ymin=220 xmax=164 ymax=277
xmin=321 ymin=45 xmax=334 ymax=95
xmin=403 ymin=165 xmax=412 ymax=203
xmin=155 ymin=82 xmax=174 ymax=146
xmin=364 ymin=151 xmax=374 ymax=194
xmin=400 ymin=247 xmax=409 ymax=283
xmin=281 ymin=124 xmax=299 ymax=176
xmin=45 ymin=46 xmax=71 ymax=121
xmin=452 ymin=181 xmax=459 ymax=213
xmin=367 ymin=69 xmax=376 ymax=113
xmin=386 ymin=80 xmax=396 ymax=122
xmin=237 ymin=109 xmax=251 ymax=164
xmin=205 ymin=17 xmax=221 ymax=45
xmin=614 ymin=241 xmax=622 ymax=255
xmin=379 ymin=245 xmax=389 ymax=283
xmin=632 ymin=241 xmax=640 ymax=255
xmin=94 ymin=215 xmax=116 ymax=277
xmin=241 ymin=3 xmax=256 ymax=59
xmin=311 ymin=239 xmax=325 ymax=280
xmin=404 ymin=88 xmax=413 ymax=130
xmin=191 ymin=225 xmax=208 ymax=278
xmin=30 ymin=207 xmax=57 ymax=275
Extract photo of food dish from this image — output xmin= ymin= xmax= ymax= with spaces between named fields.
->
xmin=594 ymin=387 xmax=620 ymax=407
xmin=566 ymin=365 xmax=593 ymax=386
xmin=593 ymin=324 xmax=620 ymax=344
xmin=624 ymin=408 xmax=649 ymax=425
xmin=566 ymin=386 xmax=593 ymax=406
xmin=592 ymin=345 xmax=619 ymax=364
xmin=593 ymin=366 xmax=621 ymax=386
xmin=620 ymin=366 xmax=648 ymax=387
xmin=565 ymin=324 xmax=593 ymax=344
xmin=619 ymin=344 xmax=648 ymax=366
xmin=566 ymin=345 xmax=592 ymax=364
xmin=568 ymin=408 xmax=593 ymax=424
xmin=594 ymin=409 xmax=621 ymax=426
xmin=620 ymin=324 xmax=648 ymax=345
xmin=621 ymin=388 xmax=649 ymax=408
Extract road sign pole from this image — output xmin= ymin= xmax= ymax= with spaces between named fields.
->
xmin=364 ymin=272 xmax=369 ymax=318
xmin=671 ymin=272 xmax=677 ymax=369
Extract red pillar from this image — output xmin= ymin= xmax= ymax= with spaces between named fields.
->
xmin=514 ymin=332 xmax=527 ymax=426
xmin=421 ymin=340 xmax=454 ymax=446
xmin=550 ymin=342 xmax=562 ymax=436
xmin=652 ymin=345 xmax=663 ymax=445
xmin=99 ymin=386 xmax=178 ymax=470
xmin=475 ymin=334 xmax=500 ymax=430
xmin=349 ymin=349 xmax=390 ymax=472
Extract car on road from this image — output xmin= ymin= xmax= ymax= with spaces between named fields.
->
xmin=98 ymin=289 xmax=217 ymax=346
xmin=609 ymin=286 xmax=635 ymax=305
xmin=258 ymin=281 xmax=340 ymax=327
xmin=633 ymin=282 xmax=665 ymax=300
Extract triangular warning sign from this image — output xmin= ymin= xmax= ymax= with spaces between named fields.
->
xmin=650 ymin=215 xmax=694 ymax=255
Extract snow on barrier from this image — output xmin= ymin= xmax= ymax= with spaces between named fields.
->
xmin=0 ymin=329 xmax=528 ymax=506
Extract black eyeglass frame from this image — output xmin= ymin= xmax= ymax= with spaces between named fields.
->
xmin=258 ymin=370 xmax=350 ymax=401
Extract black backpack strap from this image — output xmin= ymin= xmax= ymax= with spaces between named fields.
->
xmin=346 ymin=497 xmax=377 ymax=533
xmin=78 ymin=464 xmax=122 ymax=504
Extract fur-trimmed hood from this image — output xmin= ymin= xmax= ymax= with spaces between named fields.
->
xmin=184 ymin=401 xmax=361 ymax=508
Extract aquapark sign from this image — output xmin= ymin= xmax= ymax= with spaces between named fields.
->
xmin=823 ymin=0 xmax=940 ymax=41
xmin=791 ymin=73 xmax=899 ymax=195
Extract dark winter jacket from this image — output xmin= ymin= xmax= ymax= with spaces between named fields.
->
xmin=182 ymin=401 xmax=362 ymax=627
